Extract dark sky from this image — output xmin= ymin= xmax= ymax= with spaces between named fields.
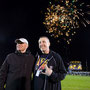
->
xmin=0 ymin=0 xmax=90 ymax=71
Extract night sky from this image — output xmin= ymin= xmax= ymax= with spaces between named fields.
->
xmin=0 ymin=0 xmax=90 ymax=71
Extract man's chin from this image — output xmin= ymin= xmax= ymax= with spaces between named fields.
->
xmin=40 ymin=49 xmax=45 ymax=53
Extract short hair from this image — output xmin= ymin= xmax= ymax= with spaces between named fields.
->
xmin=39 ymin=36 xmax=50 ymax=43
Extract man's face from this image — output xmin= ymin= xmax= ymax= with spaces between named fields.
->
xmin=16 ymin=43 xmax=28 ymax=52
xmin=38 ymin=37 xmax=50 ymax=53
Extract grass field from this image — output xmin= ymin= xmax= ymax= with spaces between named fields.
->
xmin=61 ymin=75 xmax=90 ymax=90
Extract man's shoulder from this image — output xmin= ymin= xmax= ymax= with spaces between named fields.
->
xmin=28 ymin=53 xmax=35 ymax=58
xmin=51 ymin=50 xmax=60 ymax=57
xmin=6 ymin=53 xmax=16 ymax=58
xmin=51 ymin=50 xmax=62 ymax=60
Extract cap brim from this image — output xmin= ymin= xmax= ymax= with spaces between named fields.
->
xmin=15 ymin=39 xmax=24 ymax=44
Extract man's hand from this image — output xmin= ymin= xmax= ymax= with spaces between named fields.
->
xmin=41 ymin=65 xmax=53 ymax=76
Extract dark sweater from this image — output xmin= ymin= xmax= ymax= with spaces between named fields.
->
xmin=0 ymin=51 xmax=35 ymax=90
xmin=34 ymin=50 xmax=67 ymax=90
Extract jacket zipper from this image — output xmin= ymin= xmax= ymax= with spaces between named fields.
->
xmin=43 ymin=76 xmax=47 ymax=90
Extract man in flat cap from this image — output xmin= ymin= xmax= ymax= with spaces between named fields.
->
xmin=0 ymin=38 xmax=35 ymax=90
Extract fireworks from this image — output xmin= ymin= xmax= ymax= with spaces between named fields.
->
xmin=43 ymin=0 xmax=90 ymax=44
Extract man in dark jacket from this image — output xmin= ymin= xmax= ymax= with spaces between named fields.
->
xmin=34 ymin=36 xmax=67 ymax=90
xmin=0 ymin=38 xmax=35 ymax=90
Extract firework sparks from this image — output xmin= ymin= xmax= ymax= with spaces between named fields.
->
xmin=43 ymin=0 xmax=90 ymax=44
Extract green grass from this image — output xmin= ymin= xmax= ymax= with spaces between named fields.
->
xmin=61 ymin=75 xmax=90 ymax=90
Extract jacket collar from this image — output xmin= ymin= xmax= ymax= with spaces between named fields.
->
xmin=15 ymin=50 xmax=31 ymax=55
xmin=36 ymin=50 xmax=53 ymax=57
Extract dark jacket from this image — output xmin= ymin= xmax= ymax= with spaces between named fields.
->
xmin=34 ymin=50 xmax=67 ymax=90
xmin=0 ymin=51 xmax=35 ymax=90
